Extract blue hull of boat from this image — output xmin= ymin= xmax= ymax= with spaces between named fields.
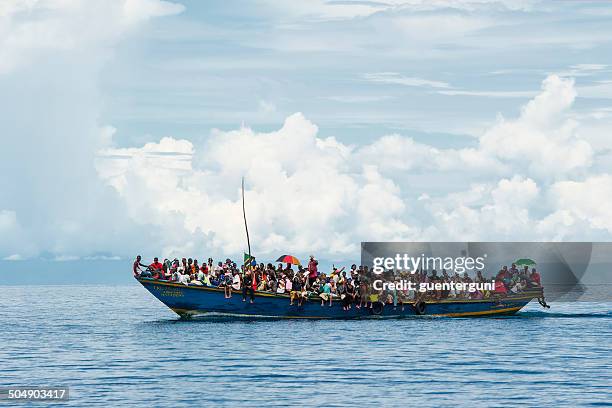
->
xmin=137 ymin=278 xmax=540 ymax=319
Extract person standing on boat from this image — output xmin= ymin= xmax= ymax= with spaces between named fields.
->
xmin=308 ymin=255 xmax=318 ymax=288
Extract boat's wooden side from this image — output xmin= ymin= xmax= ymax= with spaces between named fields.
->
xmin=137 ymin=278 xmax=542 ymax=319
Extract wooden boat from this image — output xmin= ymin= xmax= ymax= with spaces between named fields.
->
xmin=136 ymin=277 xmax=548 ymax=319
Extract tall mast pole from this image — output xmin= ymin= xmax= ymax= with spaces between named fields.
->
xmin=242 ymin=177 xmax=251 ymax=268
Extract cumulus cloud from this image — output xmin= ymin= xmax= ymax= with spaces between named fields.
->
xmin=479 ymin=75 xmax=592 ymax=179
xmin=96 ymin=113 xmax=418 ymax=258
xmin=2 ymin=0 xmax=611 ymax=263
xmin=93 ymin=73 xmax=612 ymax=262
xmin=420 ymin=176 xmax=540 ymax=240
xmin=546 ymin=175 xmax=612 ymax=234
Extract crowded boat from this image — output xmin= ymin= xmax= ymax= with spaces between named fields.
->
xmin=133 ymin=254 xmax=542 ymax=309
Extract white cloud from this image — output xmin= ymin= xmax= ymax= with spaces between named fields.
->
xmin=96 ymin=113 xmax=419 ymax=258
xmin=3 ymin=0 xmax=612 ymax=263
xmin=3 ymin=254 xmax=24 ymax=261
xmin=0 ymin=210 xmax=35 ymax=257
xmin=556 ymin=63 xmax=609 ymax=78
xmin=0 ymin=0 xmax=183 ymax=260
xmin=421 ymin=176 xmax=539 ymax=240
xmin=323 ymin=95 xmax=392 ymax=103
xmin=93 ymin=73 xmax=612 ymax=260
xmin=259 ymin=0 xmax=535 ymax=21
xmin=547 ymin=174 xmax=612 ymax=233
xmin=364 ymin=72 xmax=451 ymax=89
xmin=479 ymin=75 xmax=593 ymax=178
xmin=0 ymin=0 xmax=184 ymax=74
xmin=437 ymin=89 xmax=537 ymax=98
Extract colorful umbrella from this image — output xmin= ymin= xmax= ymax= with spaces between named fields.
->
xmin=276 ymin=255 xmax=301 ymax=265
xmin=515 ymin=258 xmax=536 ymax=266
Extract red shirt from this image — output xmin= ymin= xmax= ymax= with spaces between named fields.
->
xmin=308 ymin=259 xmax=318 ymax=278
xmin=494 ymin=280 xmax=507 ymax=294
xmin=151 ymin=262 xmax=163 ymax=270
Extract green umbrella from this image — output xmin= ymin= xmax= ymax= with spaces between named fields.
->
xmin=515 ymin=258 xmax=536 ymax=266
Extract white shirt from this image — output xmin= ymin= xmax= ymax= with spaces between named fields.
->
xmin=178 ymin=274 xmax=190 ymax=286
xmin=232 ymin=274 xmax=241 ymax=290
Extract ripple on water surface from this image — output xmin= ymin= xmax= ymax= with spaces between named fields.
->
xmin=0 ymin=285 xmax=610 ymax=407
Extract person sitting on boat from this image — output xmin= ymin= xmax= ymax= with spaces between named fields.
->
xmin=199 ymin=261 xmax=208 ymax=277
xmin=510 ymin=263 xmax=519 ymax=275
xmin=499 ymin=266 xmax=512 ymax=290
xmin=337 ymin=277 xmax=346 ymax=301
xmin=186 ymin=258 xmax=193 ymax=275
xmin=518 ymin=265 xmax=527 ymax=280
xmin=190 ymin=274 xmax=203 ymax=285
xmin=161 ymin=259 xmax=171 ymax=279
xmin=219 ymin=270 xmax=231 ymax=298
xmin=344 ymin=278 xmax=356 ymax=310
xmin=201 ymin=272 xmax=211 ymax=286
xmin=349 ymin=263 xmax=357 ymax=278
xmin=330 ymin=265 xmax=345 ymax=282
xmin=177 ymin=267 xmax=190 ymax=286
xmin=494 ymin=276 xmax=507 ymax=295
xmin=319 ymin=278 xmax=332 ymax=306
xmin=284 ymin=273 xmax=293 ymax=293
xmin=149 ymin=257 xmax=163 ymax=279
xmin=196 ymin=265 xmax=205 ymax=282
xmin=242 ymin=270 xmax=254 ymax=303
xmin=266 ymin=270 xmax=277 ymax=292
xmin=192 ymin=259 xmax=199 ymax=277
xmin=133 ymin=255 xmax=150 ymax=277
xmin=231 ymin=271 xmax=241 ymax=292
xmin=205 ymin=257 xmax=212 ymax=274
xmin=276 ymin=277 xmax=286 ymax=294
xmin=257 ymin=270 xmax=267 ymax=291
xmin=290 ymin=274 xmax=304 ymax=306
xmin=213 ymin=261 xmax=223 ymax=277
xmin=509 ymin=277 xmax=526 ymax=294
xmin=529 ymin=268 xmax=541 ymax=287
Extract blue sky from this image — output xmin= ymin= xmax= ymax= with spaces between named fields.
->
xmin=2 ymin=0 xmax=612 ymax=268
xmin=103 ymin=0 xmax=612 ymax=144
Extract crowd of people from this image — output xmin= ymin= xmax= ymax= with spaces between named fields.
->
xmin=133 ymin=255 xmax=541 ymax=309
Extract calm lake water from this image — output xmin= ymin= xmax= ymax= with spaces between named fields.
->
xmin=0 ymin=285 xmax=610 ymax=407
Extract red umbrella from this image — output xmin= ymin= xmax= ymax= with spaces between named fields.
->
xmin=276 ymin=255 xmax=301 ymax=265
